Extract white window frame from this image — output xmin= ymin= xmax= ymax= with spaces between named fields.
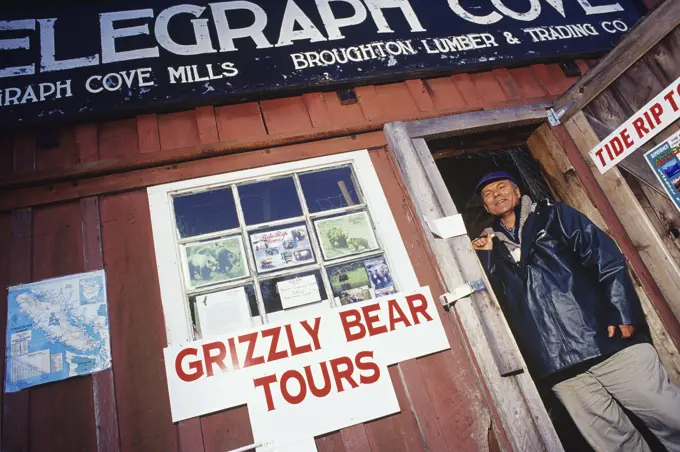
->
xmin=148 ymin=150 xmax=420 ymax=346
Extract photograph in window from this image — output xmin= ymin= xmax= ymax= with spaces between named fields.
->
xmin=314 ymin=211 xmax=379 ymax=260
xmin=184 ymin=236 xmax=248 ymax=288
xmin=328 ymin=256 xmax=395 ymax=305
xmin=250 ymin=225 xmax=315 ymax=273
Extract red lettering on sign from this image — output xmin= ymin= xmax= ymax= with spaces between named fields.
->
xmin=175 ymin=347 xmax=204 ymax=382
xmin=340 ymin=309 xmax=367 ymax=342
xmin=356 ymin=351 xmax=380 ymax=384
xmin=253 ymin=374 xmax=278 ymax=411
xmin=621 ymin=129 xmax=633 ymax=149
xmin=285 ymin=324 xmax=312 ymax=356
xmin=650 ymin=103 xmax=664 ymax=126
xmin=604 ymin=142 xmax=615 ymax=160
xmin=387 ymin=298 xmax=412 ymax=330
xmin=239 ymin=332 xmax=265 ymax=368
xmin=594 ymin=149 xmax=607 ymax=167
xmin=362 ymin=303 xmax=388 ymax=337
xmin=227 ymin=337 xmax=240 ymax=370
xmin=643 ymin=110 xmax=657 ymax=131
xmin=304 ymin=362 xmax=332 ymax=398
xmin=330 ymin=356 xmax=359 ymax=392
xmin=261 ymin=326 xmax=288 ymax=362
xmin=610 ymin=136 xmax=624 ymax=157
xmin=280 ymin=370 xmax=307 ymax=405
xmin=406 ymin=293 xmax=433 ymax=324
xmin=202 ymin=342 xmax=228 ymax=377
xmin=664 ymin=90 xmax=679 ymax=112
xmin=300 ymin=317 xmax=322 ymax=351
xmin=633 ymin=116 xmax=649 ymax=139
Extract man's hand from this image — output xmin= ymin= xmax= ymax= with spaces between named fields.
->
xmin=608 ymin=325 xmax=635 ymax=339
xmin=472 ymin=232 xmax=493 ymax=251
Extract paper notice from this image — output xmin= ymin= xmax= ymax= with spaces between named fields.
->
xmin=11 ymin=349 xmax=50 ymax=382
xmin=424 ymin=214 xmax=467 ymax=239
xmin=196 ymin=287 xmax=253 ymax=338
xmin=10 ymin=331 xmax=31 ymax=356
xmin=278 ymin=275 xmax=322 ymax=309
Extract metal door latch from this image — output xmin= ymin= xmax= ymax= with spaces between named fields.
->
xmin=440 ymin=280 xmax=486 ymax=311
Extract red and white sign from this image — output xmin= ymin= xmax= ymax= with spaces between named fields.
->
xmin=589 ymin=76 xmax=680 ymax=173
xmin=164 ymin=287 xmax=450 ymax=451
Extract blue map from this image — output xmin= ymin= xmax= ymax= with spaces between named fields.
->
xmin=5 ymin=270 xmax=111 ymax=392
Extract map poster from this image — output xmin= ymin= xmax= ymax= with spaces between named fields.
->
xmin=644 ymin=129 xmax=680 ymax=213
xmin=5 ymin=270 xmax=111 ymax=393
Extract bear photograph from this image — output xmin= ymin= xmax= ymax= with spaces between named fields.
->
xmin=184 ymin=236 xmax=248 ymax=289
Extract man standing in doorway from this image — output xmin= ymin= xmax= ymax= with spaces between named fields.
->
xmin=471 ymin=171 xmax=680 ymax=452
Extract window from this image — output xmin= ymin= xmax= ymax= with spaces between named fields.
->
xmin=148 ymin=150 xmax=419 ymax=345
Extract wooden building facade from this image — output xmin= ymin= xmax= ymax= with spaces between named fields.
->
xmin=1 ymin=0 xmax=679 ymax=451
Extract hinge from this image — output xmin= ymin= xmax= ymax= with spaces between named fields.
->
xmin=547 ymin=100 xmax=575 ymax=126
xmin=439 ymin=280 xmax=486 ymax=311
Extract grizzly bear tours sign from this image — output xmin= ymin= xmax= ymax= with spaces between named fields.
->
xmin=1 ymin=0 xmax=645 ymax=126
xmin=164 ymin=286 xmax=450 ymax=452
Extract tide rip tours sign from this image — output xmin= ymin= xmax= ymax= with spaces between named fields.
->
xmin=589 ymin=75 xmax=680 ymax=173
xmin=1 ymin=0 xmax=645 ymax=126
xmin=164 ymin=287 xmax=450 ymax=452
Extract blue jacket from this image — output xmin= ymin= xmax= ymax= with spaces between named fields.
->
xmin=477 ymin=199 xmax=649 ymax=379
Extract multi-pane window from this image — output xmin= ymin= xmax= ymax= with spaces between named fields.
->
xmin=169 ymin=164 xmax=399 ymax=340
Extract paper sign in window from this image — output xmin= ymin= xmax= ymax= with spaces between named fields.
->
xmin=277 ymin=275 xmax=322 ymax=309
xmin=195 ymin=287 xmax=252 ymax=338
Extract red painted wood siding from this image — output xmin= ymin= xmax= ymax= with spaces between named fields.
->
xmin=0 ymin=63 xmax=587 ymax=452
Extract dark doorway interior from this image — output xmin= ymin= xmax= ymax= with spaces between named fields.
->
xmin=434 ymin=143 xmax=591 ymax=452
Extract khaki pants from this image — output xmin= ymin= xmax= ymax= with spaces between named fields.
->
xmin=552 ymin=343 xmax=680 ymax=452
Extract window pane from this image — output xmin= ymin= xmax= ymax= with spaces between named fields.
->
xmin=249 ymin=223 xmax=316 ymax=274
xmin=189 ymin=285 xmax=258 ymax=339
xmin=173 ymin=187 xmax=238 ymax=238
xmin=328 ymin=255 xmax=395 ymax=305
xmin=299 ymin=166 xmax=361 ymax=213
xmin=260 ymin=270 xmax=327 ymax=314
xmin=238 ymin=177 xmax=302 ymax=225
xmin=314 ymin=211 xmax=379 ymax=261
xmin=184 ymin=236 xmax=249 ymax=289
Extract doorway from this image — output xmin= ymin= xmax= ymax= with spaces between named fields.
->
xmin=433 ymin=141 xmax=592 ymax=452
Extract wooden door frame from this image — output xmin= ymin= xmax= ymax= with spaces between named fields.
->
xmin=384 ymin=104 xmax=563 ymax=452
xmin=384 ymin=101 xmax=680 ymax=452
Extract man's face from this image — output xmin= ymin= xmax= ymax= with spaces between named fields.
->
xmin=481 ymin=179 xmax=521 ymax=216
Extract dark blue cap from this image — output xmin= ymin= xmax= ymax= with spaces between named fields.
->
xmin=475 ymin=171 xmax=517 ymax=195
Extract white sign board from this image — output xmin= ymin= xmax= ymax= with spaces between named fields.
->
xmin=589 ymin=76 xmax=680 ymax=174
xmin=164 ymin=286 xmax=449 ymax=451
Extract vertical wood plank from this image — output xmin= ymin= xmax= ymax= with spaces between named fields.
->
xmin=101 ymin=191 xmax=179 ymax=452
xmin=302 ymin=93 xmax=333 ymax=129
xmin=423 ymin=77 xmax=467 ymax=112
xmin=137 ymin=115 xmax=161 ymax=154
xmin=36 ymin=127 xmax=78 ymax=171
xmin=158 ymin=111 xmax=201 ymax=151
xmin=1 ymin=209 xmax=32 ymax=452
xmin=374 ymin=83 xmax=420 ymax=122
xmin=491 ymin=69 xmax=523 ymax=101
xmin=30 ymin=202 xmax=98 ymax=452
xmin=215 ymin=103 xmax=267 ymax=142
xmin=76 ymin=124 xmax=100 ymax=163
xmin=470 ymin=72 xmax=508 ymax=108
xmin=82 ymin=197 xmax=122 ymax=452
xmin=340 ymin=424 xmax=372 ymax=452
xmin=356 ymin=86 xmax=383 ymax=122
xmin=195 ymin=107 xmax=220 ymax=145
xmin=404 ymin=80 xmax=435 ymax=113
xmin=260 ymin=97 xmax=313 ymax=135
xmin=98 ymin=119 xmax=140 ymax=160
xmin=323 ymin=92 xmax=365 ymax=126
xmin=508 ymin=67 xmax=549 ymax=99
xmin=450 ymin=74 xmax=483 ymax=110
xmin=13 ymin=133 xmax=36 ymax=175
xmin=178 ymin=417 xmax=205 ymax=452
xmin=200 ymin=407 xmax=254 ymax=452
xmin=316 ymin=432 xmax=346 ymax=452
